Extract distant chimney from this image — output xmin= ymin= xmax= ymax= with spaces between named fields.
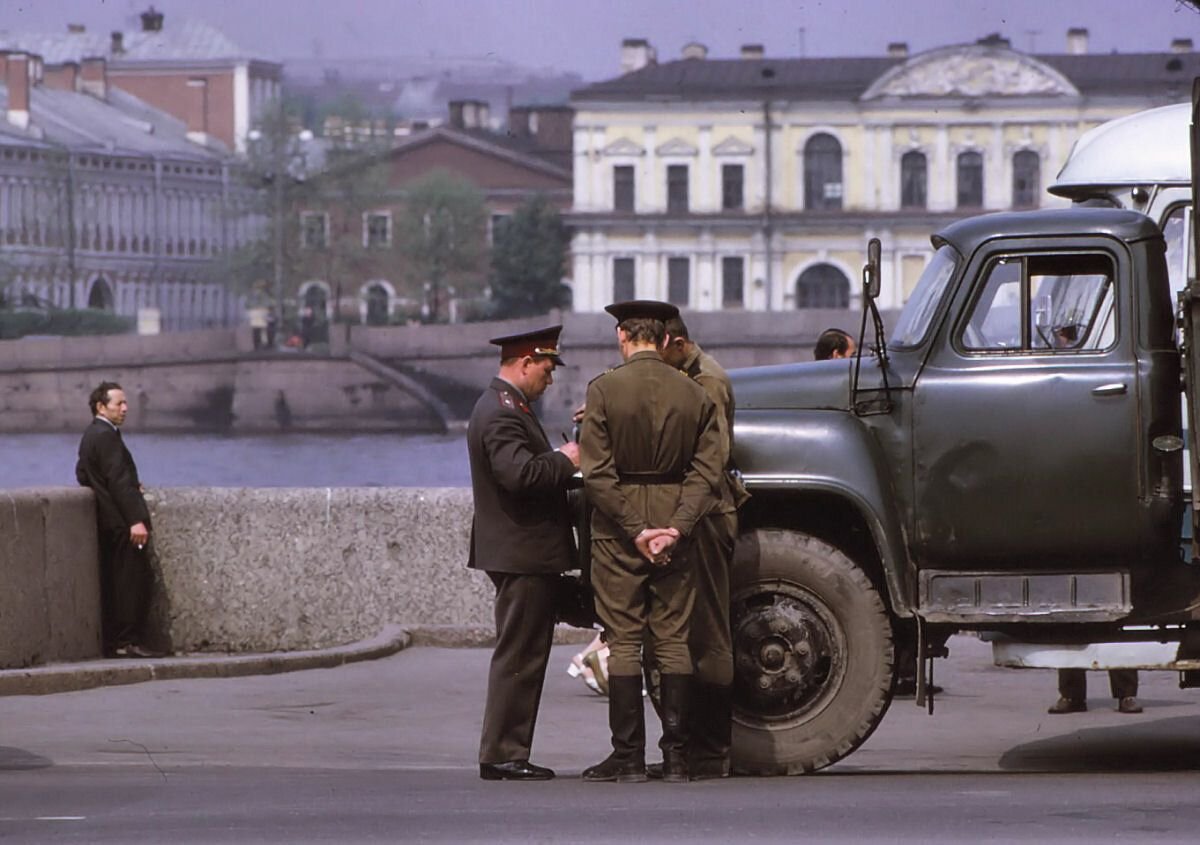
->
xmin=1172 ymin=38 xmax=1193 ymax=54
xmin=887 ymin=42 xmax=909 ymax=58
xmin=448 ymin=99 xmax=489 ymax=130
xmin=185 ymin=77 xmax=208 ymax=143
xmin=111 ymin=31 xmax=125 ymax=54
xmin=5 ymin=52 xmax=31 ymax=130
xmin=976 ymin=33 xmax=1011 ymax=49
xmin=620 ymin=38 xmax=656 ymax=74
xmin=740 ymin=44 xmax=765 ymax=60
xmin=508 ymin=105 xmax=531 ymax=138
xmin=1067 ymin=27 xmax=1089 ymax=55
xmin=43 ymin=62 xmax=80 ymax=92
xmin=682 ymin=41 xmax=708 ymax=60
xmin=140 ymin=5 xmax=164 ymax=32
xmin=80 ymin=56 xmax=107 ymax=99
xmin=67 ymin=23 xmax=86 ymax=34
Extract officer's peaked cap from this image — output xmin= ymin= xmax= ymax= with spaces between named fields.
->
xmin=489 ymin=324 xmax=565 ymax=364
xmin=604 ymin=299 xmax=679 ymax=324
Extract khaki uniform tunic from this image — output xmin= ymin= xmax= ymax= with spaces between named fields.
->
xmin=581 ymin=349 xmax=723 ymax=677
xmin=680 ymin=344 xmax=750 ymax=686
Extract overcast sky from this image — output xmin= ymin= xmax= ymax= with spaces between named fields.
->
xmin=4 ymin=0 xmax=1199 ymax=79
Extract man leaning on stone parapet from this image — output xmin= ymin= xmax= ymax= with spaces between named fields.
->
xmin=76 ymin=381 xmax=163 ymax=659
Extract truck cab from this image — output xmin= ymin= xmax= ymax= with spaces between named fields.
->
xmin=725 ymin=106 xmax=1200 ymax=775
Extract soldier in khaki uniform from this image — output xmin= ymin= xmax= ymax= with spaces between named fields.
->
xmin=580 ymin=300 xmax=724 ymax=784
xmin=655 ymin=315 xmax=750 ymax=779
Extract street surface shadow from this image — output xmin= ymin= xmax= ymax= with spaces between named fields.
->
xmin=999 ymin=715 xmax=1200 ymax=772
xmin=0 ymin=746 xmax=53 ymax=771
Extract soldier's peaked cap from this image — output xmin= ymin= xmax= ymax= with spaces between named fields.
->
xmin=489 ymin=324 xmax=565 ymax=364
xmin=604 ymin=299 xmax=679 ymax=324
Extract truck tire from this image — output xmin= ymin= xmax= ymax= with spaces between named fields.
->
xmin=730 ymin=529 xmax=894 ymax=775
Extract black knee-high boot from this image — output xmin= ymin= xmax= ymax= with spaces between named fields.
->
xmin=582 ymin=675 xmax=647 ymax=783
xmin=658 ymin=674 xmax=691 ymax=783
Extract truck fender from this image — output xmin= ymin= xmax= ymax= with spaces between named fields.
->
xmin=733 ymin=408 xmax=913 ymax=614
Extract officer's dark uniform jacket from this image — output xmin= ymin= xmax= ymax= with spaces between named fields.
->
xmin=76 ymin=417 xmax=151 ymax=532
xmin=467 ymin=377 xmax=577 ymax=574
xmin=582 ymin=350 xmax=723 ymax=543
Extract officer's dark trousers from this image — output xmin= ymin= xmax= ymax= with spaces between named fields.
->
xmin=479 ymin=572 xmax=558 ymax=764
xmin=98 ymin=528 xmax=153 ymax=651
xmin=1058 ymin=668 xmax=1138 ymax=701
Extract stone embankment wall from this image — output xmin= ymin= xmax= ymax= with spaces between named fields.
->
xmin=0 ymin=309 xmax=889 ymax=433
xmin=0 ymin=486 xmax=491 ymax=669
xmin=0 ymin=329 xmax=443 ymax=434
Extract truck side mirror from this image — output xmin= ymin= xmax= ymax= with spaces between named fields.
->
xmin=863 ymin=238 xmax=881 ymax=300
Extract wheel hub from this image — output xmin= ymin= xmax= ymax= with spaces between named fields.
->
xmin=732 ymin=584 xmax=842 ymax=722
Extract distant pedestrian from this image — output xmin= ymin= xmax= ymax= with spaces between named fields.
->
xmin=813 ymin=327 xmax=856 ymax=360
xmin=1049 ymin=669 xmax=1143 ymax=714
xmin=265 ymin=309 xmax=278 ymax=348
xmin=300 ymin=306 xmax=315 ymax=349
xmin=76 ymin=381 xmax=161 ymax=659
xmin=468 ymin=325 xmax=580 ymax=782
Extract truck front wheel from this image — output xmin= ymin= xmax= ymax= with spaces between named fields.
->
xmin=730 ymin=529 xmax=894 ymax=774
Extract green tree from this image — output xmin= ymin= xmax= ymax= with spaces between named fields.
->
xmin=207 ymin=99 xmax=315 ymax=318
xmin=489 ymin=195 xmax=570 ymax=318
xmin=395 ymin=170 xmax=486 ymax=322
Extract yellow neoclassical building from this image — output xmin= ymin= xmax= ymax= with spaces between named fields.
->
xmin=567 ymin=33 xmax=1198 ymax=312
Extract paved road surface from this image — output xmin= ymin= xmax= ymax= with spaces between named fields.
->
xmin=3 ymin=635 xmax=1199 ymax=843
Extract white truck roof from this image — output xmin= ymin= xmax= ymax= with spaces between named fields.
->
xmin=1050 ymin=102 xmax=1191 ymax=198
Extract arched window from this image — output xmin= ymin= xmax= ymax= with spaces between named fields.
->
xmin=796 ymin=264 xmax=850 ymax=309
xmin=957 ymin=151 xmax=983 ymax=209
xmin=804 ymin=133 xmax=843 ymax=211
xmin=365 ymin=283 xmax=390 ymax=326
xmin=1012 ymin=150 xmax=1040 ymax=208
xmin=88 ymin=277 xmax=114 ymax=310
xmin=302 ymin=283 xmax=328 ymax=312
xmin=900 ymin=151 xmax=927 ymax=209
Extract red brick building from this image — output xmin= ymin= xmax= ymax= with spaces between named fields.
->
xmin=296 ymin=104 xmax=573 ymax=324
xmin=1 ymin=7 xmax=281 ymax=154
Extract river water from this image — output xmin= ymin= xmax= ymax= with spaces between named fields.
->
xmin=0 ymin=432 xmax=473 ymax=489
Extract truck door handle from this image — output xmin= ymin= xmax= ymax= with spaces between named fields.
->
xmin=1091 ymin=383 xmax=1127 ymax=396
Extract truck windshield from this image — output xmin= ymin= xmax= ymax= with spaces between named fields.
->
xmin=890 ymin=245 xmax=959 ymax=348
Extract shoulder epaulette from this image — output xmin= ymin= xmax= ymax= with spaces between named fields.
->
xmin=588 ymin=364 xmax=621 ymax=386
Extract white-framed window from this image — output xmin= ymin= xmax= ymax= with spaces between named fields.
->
xmin=301 ymin=211 xmax=328 ymax=249
xmin=363 ymin=211 xmax=392 ymax=248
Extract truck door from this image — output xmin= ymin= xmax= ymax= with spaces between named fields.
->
xmin=911 ymin=243 xmax=1145 ymax=571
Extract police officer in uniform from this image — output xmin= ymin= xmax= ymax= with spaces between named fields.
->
xmin=655 ymin=315 xmax=749 ymax=779
xmin=580 ymin=300 xmax=723 ymax=783
xmin=468 ymin=325 xmax=580 ymax=781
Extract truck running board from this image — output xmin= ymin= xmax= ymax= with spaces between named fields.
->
xmin=992 ymin=639 xmax=1200 ymax=671
xmin=918 ymin=570 xmax=1130 ymax=623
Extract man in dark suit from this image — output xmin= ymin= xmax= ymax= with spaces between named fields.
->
xmin=76 ymin=381 xmax=158 ymax=658
xmin=468 ymin=325 xmax=580 ymax=781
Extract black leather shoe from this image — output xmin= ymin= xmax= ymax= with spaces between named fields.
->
xmin=582 ymin=753 xmax=646 ymax=783
xmin=479 ymin=761 xmax=555 ymax=781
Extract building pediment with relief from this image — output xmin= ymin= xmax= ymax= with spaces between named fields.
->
xmin=712 ymin=136 xmax=754 ymax=156
xmin=861 ymin=44 xmax=1080 ymax=100
xmin=655 ymin=137 xmax=699 ymax=157
xmin=601 ymin=137 xmax=646 ymax=157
